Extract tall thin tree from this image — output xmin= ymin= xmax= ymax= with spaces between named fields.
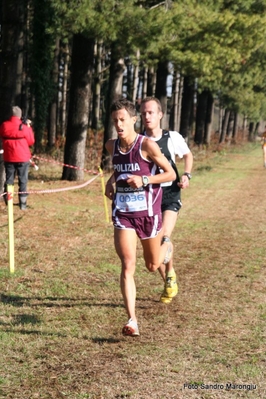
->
xmin=62 ymin=34 xmax=94 ymax=180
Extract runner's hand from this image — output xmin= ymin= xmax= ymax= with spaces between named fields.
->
xmin=127 ymin=175 xmax=143 ymax=189
xmin=105 ymin=181 xmax=114 ymax=200
xmin=178 ymin=175 xmax=190 ymax=189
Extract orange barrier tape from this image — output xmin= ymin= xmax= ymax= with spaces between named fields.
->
xmin=0 ymin=174 xmax=100 ymax=197
xmin=32 ymin=155 xmax=99 ymax=175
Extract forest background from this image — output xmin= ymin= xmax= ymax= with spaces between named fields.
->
xmin=1 ymin=0 xmax=266 ymax=186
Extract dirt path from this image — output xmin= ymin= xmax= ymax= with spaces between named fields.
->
xmin=0 ymin=145 xmax=265 ymax=399
xmin=85 ymin=145 xmax=266 ymax=399
xmin=100 ymin=145 xmax=266 ymax=399
xmin=162 ymin=146 xmax=266 ymax=399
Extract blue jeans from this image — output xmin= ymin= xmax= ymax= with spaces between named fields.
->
xmin=4 ymin=161 xmax=29 ymax=203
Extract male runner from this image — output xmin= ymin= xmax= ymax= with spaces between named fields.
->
xmin=105 ymin=98 xmax=175 ymax=335
xmin=140 ymin=97 xmax=193 ymax=304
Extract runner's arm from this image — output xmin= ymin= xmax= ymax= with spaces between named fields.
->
xmin=104 ymin=140 xmax=116 ymax=199
xmin=178 ymin=151 xmax=193 ymax=189
xmin=127 ymin=138 xmax=175 ymax=188
xmin=105 ymin=173 xmax=115 ymax=200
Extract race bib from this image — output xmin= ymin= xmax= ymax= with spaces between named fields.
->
xmin=115 ymin=186 xmax=147 ymax=212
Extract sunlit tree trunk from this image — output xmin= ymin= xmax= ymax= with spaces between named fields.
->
xmin=48 ymin=38 xmax=60 ymax=148
xmin=226 ymin=110 xmax=235 ymax=145
xmin=138 ymin=66 xmax=149 ymax=132
xmin=219 ymin=108 xmax=230 ymax=144
xmin=132 ymin=49 xmax=140 ymax=103
xmin=169 ymin=70 xmax=181 ymax=131
xmin=61 ymin=42 xmax=70 ymax=138
xmin=218 ymin=103 xmax=224 ymax=136
xmin=142 ymin=67 xmax=148 ymax=99
xmin=177 ymin=76 xmax=183 ymax=132
xmin=242 ymin=115 xmax=248 ymax=141
xmin=155 ymin=61 xmax=168 ymax=129
xmin=91 ymin=40 xmax=103 ymax=140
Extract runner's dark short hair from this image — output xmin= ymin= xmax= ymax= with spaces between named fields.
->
xmin=110 ymin=98 xmax=137 ymax=117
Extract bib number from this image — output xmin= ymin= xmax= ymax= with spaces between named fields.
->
xmin=116 ymin=187 xmax=147 ymax=212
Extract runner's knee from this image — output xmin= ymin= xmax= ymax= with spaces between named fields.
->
xmin=145 ymin=261 xmax=159 ymax=273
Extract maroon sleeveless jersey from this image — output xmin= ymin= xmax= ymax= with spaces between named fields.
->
xmin=112 ymin=134 xmax=162 ymax=218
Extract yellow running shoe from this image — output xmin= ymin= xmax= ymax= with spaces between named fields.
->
xmin=160 ymin=274 xmax=178 ymax=304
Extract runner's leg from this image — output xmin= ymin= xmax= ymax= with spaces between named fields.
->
xmin=141 ymin=232 xmax=172 ymax=272
xmin=158 ymin=210 xmax=178 ymax=280
xmin=114 ymin=228 xmax=137 ymax=323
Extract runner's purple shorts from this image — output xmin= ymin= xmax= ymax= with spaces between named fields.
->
xmin=112 ymin=214 xmax=162 ymax=240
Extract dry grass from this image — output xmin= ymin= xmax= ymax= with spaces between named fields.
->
xmin=0 ymin=142 xmax=265 ymax=399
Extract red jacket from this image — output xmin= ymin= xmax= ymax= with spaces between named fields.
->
xmin=0 ymin=116 xmax=35 ymax=162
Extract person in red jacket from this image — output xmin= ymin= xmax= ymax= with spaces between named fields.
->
xmin=0 ymin=106 xmax=35 ymax=209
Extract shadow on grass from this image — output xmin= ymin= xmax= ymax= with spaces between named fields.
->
xmin=0 ymin=327 xmax=67 ymax=337
xmin=0 ymin=215 xmax=24 ymax=228
xmin=0 ymin=313 xmax=41 ymax=326
xmin=91 ymin=337 xmax=121 ymax=344
xmin=0 ymin=313 xmax=67 ymax=337
xmin=0 ymin=293 xmax=123 ymax=309
xmin=137 ymin=297 xmax=160 ymax=305
xmin=13 ymin=313 xmax=41 ymax=325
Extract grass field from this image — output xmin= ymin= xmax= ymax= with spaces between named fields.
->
xmin=0 ymin=142 xmax=265 ymax=399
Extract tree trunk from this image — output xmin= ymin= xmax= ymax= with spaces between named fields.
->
xmin=155 ymin=61 xmax=168 ymax=129
xmin=142 ymin=67 xmax=148 ymax=100
xmin=169 ymin=70 xmax=180 ymax=131
xmin=231 ymin=113 xmax=239 ymax=143
xmin=204 ymin=91 xmax=214 ymax=145
xmin=242 ymin=115 xmax=248 ymax=141
xmin=101 ymin=44 xmax=125 ymax=170
xmin=0 ymin=0 xmax=25 ymax=196
xmin=139 ymin=66 xmax=149 ymax=132
xmin=48 ymin=37 xmax=60 ymax=148
xmin=218 ymin=104 xmax=224 ymax=137
xmin=91 ymin=40 xmax=103 ymax=139
xmin=132 ymin=49 xmax=140 ymax=103
xmin=31 ymin=0 xmax=55 ymax=152
xmin=248 ymin=122 xmax=255 ymax=142
xmin=179 ymin=76 xmax=194 ymax=140
xmin=177 ymin=76 xmax=183 ymax=132
xmin=147 ymin=66 xmax=156 ymax=96
xmin=226 ymin=110 xmax=235 ymax=145
xmin=0 ymin=0 xmax=24 ymax=121
xmin=219 ymin=108 xmax=230 ymax=144
xmin=194 ymin=90 xmax=209 ymax=146
xmin=61 ymin=42 xmax=70 ymax=137
xmin=62 ymin=34 xmax=94 ymax=181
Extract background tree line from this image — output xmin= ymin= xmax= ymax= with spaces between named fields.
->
xmin=1 ymin=0 xmax=266 ymax=187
